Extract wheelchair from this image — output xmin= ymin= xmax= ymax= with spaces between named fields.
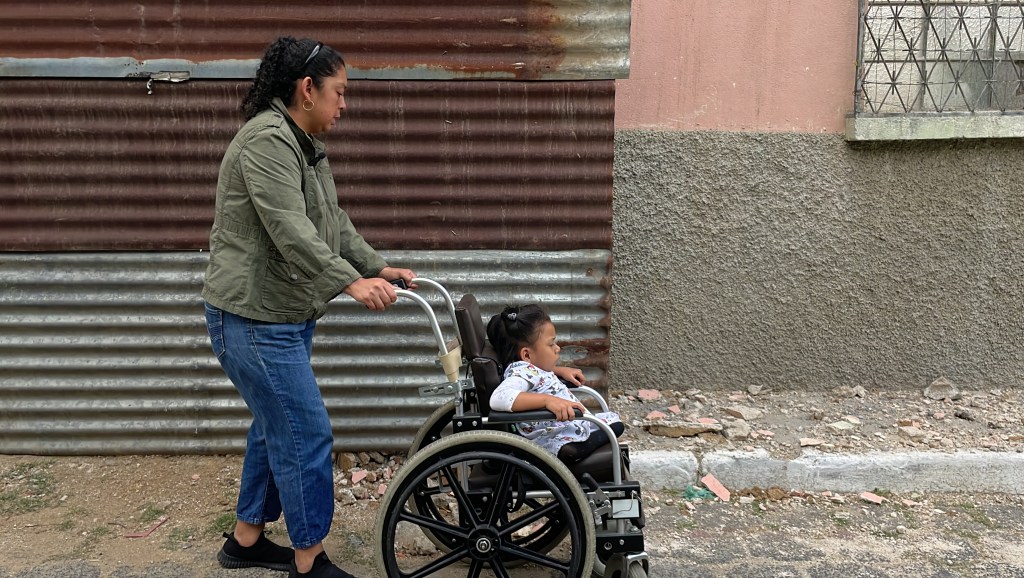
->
xmin=373 ymin=279 xmax=649 ymax=578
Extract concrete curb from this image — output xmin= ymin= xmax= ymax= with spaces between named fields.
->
xmin=631 ymin=449 xmax=1024 ymax=494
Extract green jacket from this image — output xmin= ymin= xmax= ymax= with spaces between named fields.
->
xmin=202 ymin=98 xmax=387 ymax=323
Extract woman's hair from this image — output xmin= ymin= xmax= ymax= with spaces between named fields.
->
xmin=241 ymin=36 xmax=346 ymax=120
xmin=486 ymin=304 xmax=552 ymax=368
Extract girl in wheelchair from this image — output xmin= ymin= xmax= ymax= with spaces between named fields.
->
xmin=486 ymin=304 xmax=624 ymax=464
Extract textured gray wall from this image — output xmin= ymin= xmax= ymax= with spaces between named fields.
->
xmin=611 ymin=130 xmax=1024 ymax=391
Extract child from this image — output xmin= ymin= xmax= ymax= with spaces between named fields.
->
xmin=486 ymin=304 xmax=624 ymax=463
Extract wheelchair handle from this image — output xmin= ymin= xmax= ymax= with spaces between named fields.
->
xmin=394 ymin=289 xmax=448 ymax=355
xmin=393 ymin=278 xmax=463 ymax=383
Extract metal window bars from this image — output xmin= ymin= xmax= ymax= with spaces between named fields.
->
xmin=856 ymin=0 xmax=1024 ymax=114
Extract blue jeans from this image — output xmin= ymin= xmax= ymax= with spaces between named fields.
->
xmin=205 ymin=302 xmax=334 ymax=549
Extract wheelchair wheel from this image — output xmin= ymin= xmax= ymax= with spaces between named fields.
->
xmin=375 ymin=430 xmax=596 ymax=578
xmin=407 ymin=399 xmax=457 ymax=457
xmin=408 ymin=404 xmax=571 ymax=561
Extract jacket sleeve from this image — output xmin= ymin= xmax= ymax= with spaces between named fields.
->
xmin=239 ymin=130 xmax=363 ymax=304
xmin=336 ymin=207 xmax=388 ymax=277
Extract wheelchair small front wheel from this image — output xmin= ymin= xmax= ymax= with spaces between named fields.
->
xmin=630 ymin=565 xmax=648 ymax=578
xmin=375 ymin=430 xmax=596 ymax=578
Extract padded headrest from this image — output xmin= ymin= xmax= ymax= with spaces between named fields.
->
xmin=455 ymin=293 xmax=487 ymax=360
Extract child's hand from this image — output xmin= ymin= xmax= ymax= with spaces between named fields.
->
xmin=553 ymin=366 xmax=586 ymax=386
xmin=544 ymin=395 xmax=587 ymax=421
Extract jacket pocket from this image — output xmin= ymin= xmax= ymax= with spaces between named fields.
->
xmin=261 ymin=255 xmax=314 ymax=315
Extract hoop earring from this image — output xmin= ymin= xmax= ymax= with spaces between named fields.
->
xmin=302 ymin=99 xmax=314 ymax=111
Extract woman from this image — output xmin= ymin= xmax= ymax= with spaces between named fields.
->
xmin=202 ymin=36 xmax=413 ymax=578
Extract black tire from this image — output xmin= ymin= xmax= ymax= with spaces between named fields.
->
xmin=407 ymin=402 xmax=571 ymax=561
xmin=375 ymin=430 xmax=596 ymax=578
xmin=407 ymin=399 xmax=457 ymax=457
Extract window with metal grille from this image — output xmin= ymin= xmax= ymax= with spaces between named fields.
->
xmin=849 ymin=0 xmax=1024 ymax=140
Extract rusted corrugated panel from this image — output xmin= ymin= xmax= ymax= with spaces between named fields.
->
xmin=0 ymin=250 xmax=610 ymax=455
xmin=0 ymin=1 xmax=630 ymax=80
xmin=0 ymin=78 xmax=614 ymax=251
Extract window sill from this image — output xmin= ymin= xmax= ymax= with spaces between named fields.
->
xmin=845 ymin=112 xmax=1024 ymax=141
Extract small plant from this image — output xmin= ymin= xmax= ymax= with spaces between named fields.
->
xmin=164 ymin=526 xmax=197 ymax=551
xmin=0 ymin=461 xmax=57 ymax=515
xmin=209 ymin=512 xmax=237 ymax=535
xmin=949 ymin=527 xmax=980 ymax=542
xmin=676 ymin=517 xmax=697 ymax=530
xmin=959 ymin=503 xmax=998 ymax=529
xmin=138 ymin=504 xmax=167 ymax=524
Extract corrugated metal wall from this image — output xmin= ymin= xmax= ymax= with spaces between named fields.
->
xmin=0 ymin=1 xmax=630 ymax=80
xmin=0 ymin=251 xmax=610 ymax=455
xmin=0 ymin=79 xmax=614 ymax=251
xmin=0 ymin=0 xmax=628 ymax=455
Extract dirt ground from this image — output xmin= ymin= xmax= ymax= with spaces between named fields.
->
xmin=1 ymin=381 xmax=1023 ymax=577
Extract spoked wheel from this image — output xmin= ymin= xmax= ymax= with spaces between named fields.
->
xmin=409 ymin=427 xmax=570 ymax=560
xmin=408 ymin=402 xmax=568 ymax=558
xmin=407 ymin=399 xmax=457 ymax=457
xmin=376 ymin=430 xmax=595 ymax=578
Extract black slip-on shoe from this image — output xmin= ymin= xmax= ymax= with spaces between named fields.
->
xmin=217 ymin=531 xmax=293 ymax=572
xmin=288 ymin=551 xmax=358 ymax=578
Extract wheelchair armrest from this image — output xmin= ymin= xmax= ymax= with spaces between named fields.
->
xmin=569 ymin=385 xmax=610 ymax=413
xmin=486 ymin=408 xmax=585 ymax=424
xmin=485 ymin=409 xmax=625 ymax=485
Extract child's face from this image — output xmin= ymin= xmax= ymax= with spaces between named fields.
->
xmin=521 ymin=321 xmax=560 ymax=372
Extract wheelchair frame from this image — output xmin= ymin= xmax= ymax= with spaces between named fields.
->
xmin=373 ymin=279 xmax=649 ymax=578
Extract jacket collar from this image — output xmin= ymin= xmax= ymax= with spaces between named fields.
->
xmin=270 ymin=98 xmax=326 ymax=167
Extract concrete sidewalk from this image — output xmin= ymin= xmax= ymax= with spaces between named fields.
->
xmin=632 ymin=448 xmax=1024 ymax=494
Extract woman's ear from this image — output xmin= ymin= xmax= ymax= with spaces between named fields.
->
xmin=298 ymin=76 xmax=314 ymax=100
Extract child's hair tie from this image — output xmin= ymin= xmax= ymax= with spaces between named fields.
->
xmin=506 ymin=312 xmax=517 ymax=321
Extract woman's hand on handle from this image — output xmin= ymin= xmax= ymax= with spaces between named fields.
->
xmin=378 ymin=267 xmax=418 ymax=290
xmin=343 ymin=278 xmax=398 ymax=311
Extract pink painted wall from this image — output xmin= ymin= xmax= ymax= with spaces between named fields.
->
xmin=615 ymin=0 xmax=858 ymax=133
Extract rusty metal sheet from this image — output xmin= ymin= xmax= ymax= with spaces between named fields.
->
xmin=0 ymin=78 xmax=614 ymax=251
xmin=0 ymin=1 xmax=631 ymax=80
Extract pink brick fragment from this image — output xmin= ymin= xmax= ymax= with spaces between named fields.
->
xmin=637 ymin=389 xmax=663 ymax=401
xmin=645 ymin=410 xmax=667 ymax=420
xmin=667 ymin=405 xmax=681 ymax=414
xmin=351 ymin=469 xmax=368 ymax=484
xmin=700 ymin=473 xmax=731 ymax=502
xmin=860 ymin=491 xmax=885 ymax=504
xmin=697 ymin=417 xmax=719 ymax=425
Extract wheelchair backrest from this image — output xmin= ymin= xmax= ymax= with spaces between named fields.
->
xmin=455 ymin=294 xmax=503 ymax=417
